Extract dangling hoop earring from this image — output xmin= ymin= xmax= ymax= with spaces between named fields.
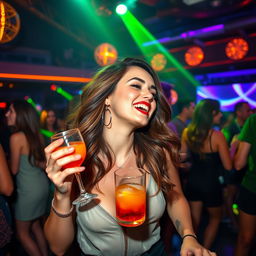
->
xmin=102 ymin=105 xmax=112 ymax=127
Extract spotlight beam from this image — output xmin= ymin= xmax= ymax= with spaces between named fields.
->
xmin=118 ymin=10 xmax=200 ymax=88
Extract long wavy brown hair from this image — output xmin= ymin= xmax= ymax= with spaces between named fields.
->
xmin=70 ymin=58 xmax=181 ymax=195
xmin=186 ymin=98 xmax=220 ymax=154
xmin=12 ymin=100 xmax=46 ymax=167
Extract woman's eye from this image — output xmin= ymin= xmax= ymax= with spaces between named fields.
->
xmin=131 ymin=84 xmax=141 ymax=89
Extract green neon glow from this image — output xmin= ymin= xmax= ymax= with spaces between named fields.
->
xmin=40 ymin=129 xmax=55 ymax=138
xmin=119 ymin=11 xmax=200 ymax=87
xmin=232 ymin=203 xmax=239 ymax=215
xmin=232 ymin=203 xmax=238 ymax=209
xmin=56 ymin=87 xmax=74 ymax=101
xmin=25 ymin=97 xmax=41 ymax=114
xmin=79 ymin=1 xmax=116 ymax=44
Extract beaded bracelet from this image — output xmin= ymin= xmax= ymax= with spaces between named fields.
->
xmin=182 ymin=234 xmax=197 ymax=241
xmin=51 ymin=199 xmax=74 ymax=218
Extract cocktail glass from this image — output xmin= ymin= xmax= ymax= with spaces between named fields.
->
xmin=51 ymin=128 xmax=97 ymax=206
xmin=114 ymin=167 xmax=146 ymax=227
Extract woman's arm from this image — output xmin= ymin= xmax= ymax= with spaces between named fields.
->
xmin=166 ymin=154 xmax=215 ymax=255
xmin=44 ymin=138 xmax=84 ymax=255
xmin=234 ymin=141 xmax=251 ymax=170
xmin=167 ymin=151 xmax=216 ymax=256
xmin=166 ymin=155 xmax=194 ymax=237
xmin=9 ymin=133 xmax=22 ymax=175
xmin=44 ymin=192 xmax=76 ymax=255
xmin=0 ymin=145 xmax=13 ymax=196
xmin=215 ymin=131 xmax=232 ymax=171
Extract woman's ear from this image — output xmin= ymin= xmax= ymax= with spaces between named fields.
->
xmin=105 ymin=98 xmax=109 ymax=106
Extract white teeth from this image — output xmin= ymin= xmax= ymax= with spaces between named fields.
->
xmin=134 ymin=104 xmax=149 ymax=112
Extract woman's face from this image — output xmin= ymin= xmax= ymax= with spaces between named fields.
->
xmin=213 ymin=110 xmax=222 ymax=125
xmin=5 ymin=104 xmax=16 ymax=126
xmin=46 ymin=110 xmax=56 ymax=126
xmin=107 ymin=66 xmax=157 ymax=129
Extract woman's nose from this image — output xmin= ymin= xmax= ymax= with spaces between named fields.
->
xmin=142 ymin=89 xmax=154 ymax=100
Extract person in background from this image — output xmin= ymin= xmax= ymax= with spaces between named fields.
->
xmin=181 ymin=99 xmax=232 ymax=249
xmin=40 ymin=109 xmax=61 ymax=146
xmin=44 ymin=58 xmax=215 ymax=256
xmin=0 ymin=108 xmax=11 ymax=158
xmin=168 ymin=99 xmax=195 ymax=138
xmin=0 ymin=143 xmax=14 ymax=255
xmin=222 ymin=101 xmax=252 ymax=145
xmin=221 ymin=101 xmax=252 ymax=231
xmin=6 ymin=100 xmax=50 ymax=256
xmin=0 ymin=144 xmax=13 ymax=197
xmin=233 ymin=113 xmax=256 ymax=256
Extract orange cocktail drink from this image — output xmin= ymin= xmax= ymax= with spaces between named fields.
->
xmin=114 ymin=167 xmax=146 ymax=227
xmin=115 ymin=183 xmax=146 ymax=227
xmin=51 ymin=128 xmax=97 ymax=206
xmin=56 ymin=141 xmax=86 ymax=169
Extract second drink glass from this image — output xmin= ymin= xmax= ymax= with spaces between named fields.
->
xmin=114 ymin=167 xmax=146 ymax=227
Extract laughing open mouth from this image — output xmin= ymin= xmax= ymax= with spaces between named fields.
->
xmin=133 ymin=101 xmax=151 ymax=115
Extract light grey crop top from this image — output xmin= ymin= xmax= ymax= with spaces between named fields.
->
xmin=76 ymin=175 xmax=166 ymax=256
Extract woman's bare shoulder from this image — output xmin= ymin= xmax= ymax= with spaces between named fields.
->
xmin=10 ymin=131 xmax=24 ymax=140
xmin=211 ymin=129 xmax=226 ymax=142
xmin=10 ymin=132 xmax=26 ymax=146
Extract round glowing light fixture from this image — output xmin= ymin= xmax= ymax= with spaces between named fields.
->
xmin=151 ymin=53 xmax=167 ymax=71
xmin=185 ymin=46 xmax=204 ymax=66
xmin=171 ymin=90 xmax=178 ymax=105
xmin=94 ymin=43 xmax=118 ymax=66
xmin=115 ymin=4 xmax=127 ymax=15
xmin=225 ymin=38 xmax=249 ymax=60
xmin=0 ymin=1 xmax=20 ymax=44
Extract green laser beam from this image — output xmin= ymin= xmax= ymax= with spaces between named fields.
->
xmin=119 ymin=11 xmax=200 ymax=87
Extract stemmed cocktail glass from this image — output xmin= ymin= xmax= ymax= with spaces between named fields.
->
xmin=51 ymin=128 xmax=97 ymax=206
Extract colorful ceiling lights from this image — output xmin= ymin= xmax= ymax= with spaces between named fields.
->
xmin=151 ymin=53 xmax=167 ymax=71
xmin=225 ymin=38 xmax=249 ymax=60
xmin=184 ymin=46 xmax=204 ymax=66
xmin=94 ymin=43 xmax=118 ymax=66
xmin=0 ymin=1 xmax=20 ymax=44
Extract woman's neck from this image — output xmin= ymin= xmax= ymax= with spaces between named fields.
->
xmin=103 ymin=127 xmax=134 ymax=167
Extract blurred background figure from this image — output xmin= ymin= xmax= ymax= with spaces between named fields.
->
xmin=40 ymin=109 xmax=61 ymax=146
xmin=221 ymin=101 xmax=252 ymax=231
xmin=233 ymin=113 xmax=256 ymax=256
xmin=0 ymin=108 xmax=11 ymax=158
xmin=181 ymin=99 xmax=232 ymax=249
xmin=169 ymin=99 xmax=195 ymax=138
xmin=0 ymin=144 xmax=13 ymax=197
xmin=222 ymin=101 xmax=252 ymax=145
xmin=6 ymin=100 xmax=50 ymax=256
xmin=0 ymin=143 xmax=14 ymax=256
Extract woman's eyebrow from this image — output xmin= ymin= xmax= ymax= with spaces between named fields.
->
xmin=127 ymin=77 xmax=145 ymax=83
xmin=127 ymin=77 xmax=156 ymax=90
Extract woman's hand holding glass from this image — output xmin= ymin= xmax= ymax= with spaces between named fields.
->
xmin=45 ymin=137 xmax=85 ymax=196
xmin=45 ymin=128 xmax=97 ymax=206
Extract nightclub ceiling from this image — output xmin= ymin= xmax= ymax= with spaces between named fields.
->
xmin=1 ymin=0 xmax=255 ymax=70
xmin=0 ymin=0 xmax=256 ymax=110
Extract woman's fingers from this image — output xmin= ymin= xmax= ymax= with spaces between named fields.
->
xmin=49 ymin=167 xmax=85 ymax=194
xmin=44 ymin=138 xmax=85 ymax=194
xmin=55 ymin=154 xmax=80 ymax=169
xmin=203 ymin=249 xmax=216 ymax=256
xmin=181 ymin=247 xmax=216 ymax=256
xmin=45 ymin=138 xmax=63 ymax=156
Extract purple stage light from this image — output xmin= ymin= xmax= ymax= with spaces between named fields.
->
xmin=196 ymin=82 xmax=256 ymax=111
